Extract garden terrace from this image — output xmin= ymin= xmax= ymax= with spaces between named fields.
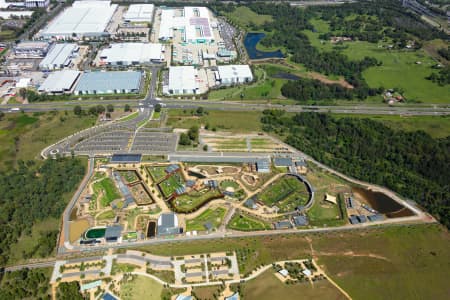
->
xmin=158 ymin=172 xmax=185 ymax=199
xmin=170 ymin=189 xmax=224 ymax=213
xmin=185 ymin=207 xmax=227 ymax=232
xmin=257 ymin=175 xmax=310 ymax=213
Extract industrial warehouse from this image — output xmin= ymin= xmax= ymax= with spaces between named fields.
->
xmin=123 ymin=4 xmax=154 ymax=23
xmin=37 ymin=0 xmax=118 ymax=39
xmin=39 ymin=43 xmax=79 ymax=70
xmin=97 ymin=43 xmax=165 ymax=67
xmin=74 ymin=71 xmax=143 ymax=95
xmin=38 ymin=70 xmax=81 ymax=94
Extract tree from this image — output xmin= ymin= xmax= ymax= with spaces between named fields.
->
xmin=124 ymin=104 xmax=131 ymax=112
xmin=73 ymin=105 xmax=82 ymax=116
xmin=96 ymin=105 xmax=105 ymax=114
xmin=188 ymin=125 xmax=199 ymax=142
xmin=203 ymin=144 xmax=208 ymax=151
xmin=154 ymin=103 xmax=162 ymax=112
xmin=19 ymin=88 xmax=27 ymax=99
xmin=106 ymin=104 xmax=114 ymax=112
xmin=0 ymin=111 xmax=4 ymax=121
xmin=196 ymin=106 xmax=204 ymax=115
xmin=179 ymin=133 xmax=191 ymax=145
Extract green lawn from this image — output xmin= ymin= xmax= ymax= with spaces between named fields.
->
xmin=120 ymin=275 xmax=163 ymax=300
xmin=0 ymin=112 xmax=96 ymax=170
xmin=96 ymin=210 xmax=115 ymax=221
xmin=172 ymin=189 xmax=223 ymax=213
xmin=152 ymin=111 xmax=161 ymax=120
xmin=159 ymin=172 xmax=185 ymax=198
xmin=225 ymin=6 xmax=273 ymax=29
xmin=93 ymin=177 xmax=121 ymax=207
xmin=240 ymin=269 xmax=346 ymax=300
xmin=118 ymin=111 xmax=138 ymax=122
xmin=227 ymin=213 xmax=271 ymax=231
xmin=258 ymin=176 xmax=310 ymax=212
xmin=333 ymin=114 xmax=450 ymax=138
xmin=167 ymin=110 xmax=263 ymax=133
xmin=147 ymin=166 xmax=168 ymax=183
xmin=305 ymin=18 xmax=450 ymax=104
xmin=186 ymin=207 xmax=227 ymax=231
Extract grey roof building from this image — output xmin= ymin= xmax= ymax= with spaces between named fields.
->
xmin=274 ymin=157 xmax=293 ymax=167
xmin=74 ymin=71 xmax=142 ymax=95
xmin=105 ymin=225 xmax=123 ymax=242
xmin=256 ymin=159 xmax=270 ymax=173
xmin=157 ymin=213 xmax=180 ymax=236
xmin=274 ymin=220 xmax=293 ymax=230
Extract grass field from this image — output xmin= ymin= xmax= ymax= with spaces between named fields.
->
xmin=0 ymin=112 xmax=96 ymax=170
xmin=7 ymin=218 xmax=59 ymax=264
xmin=258 ymin=176 xmax=310 ymax=213
xmin=333 ymin=114 xmax=450 ymax=138
xmin=240 ymin=269 xmax=346 ymax=300
xmin=152 ymin=111 xmax=161 ymax=120
xmin=93 ymin=177 xmax=121 ymax=207
xmin=227 ymin=213 xmax=271 ymax=231
xmin=192 ymin=286 xmax=222 ymax=300
xmin=224 ymin=6 xmax=273 ymax=29
xmin=205 ymin=137 xmax=248 ymax=151
xmin=167 ymin=110 xmax=263 ymax=133
xmin=120 ymin=275 xmax=163 ymax=300
xmin=305 ymin=18 xmax=450 ymax=104
xmin=133 ymin=224 xmax=449 ymax=299
xmin=185 ymin=207 xmax=227 ymax=231
xmin=69 ymin=219 xmax=90 ymax=243
xmin=147 ymin=165 xmax=167 ymax=183
xmin=220 ymin=180 xmax=240 ymax=191
xmin=173 ymin=189 xmax=223 ymax=212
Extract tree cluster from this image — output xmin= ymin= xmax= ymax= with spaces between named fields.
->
xmin=426 ymin=67 xmax=450 ymax=86
xmin=0 ymin=158 xmax=86 ymax=265
xmin=179 ymin=126 xmax=199 ymax=146
xmin=261 ymin=110 xmax=450 ymax=228
xmin=281 ymin=77 xmax=383 ymax=101
xmin=56 ymin=282 xmax=85 ymax=300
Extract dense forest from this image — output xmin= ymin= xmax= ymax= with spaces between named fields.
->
xmin=0 ymin=158 xmax=86 ymax=266
xmin=0 ymin=268 xmax=51 ymax=299
xmin=261 ymin=110 xmax=450 ymax=228
xmin=281 ymin=77 xmax=383 ymax=101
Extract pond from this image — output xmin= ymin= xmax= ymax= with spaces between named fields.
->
xmin=352 ymin=187 xmax=414 ymax=218
xmin=244 ymin=32 xmax=284 ymax=60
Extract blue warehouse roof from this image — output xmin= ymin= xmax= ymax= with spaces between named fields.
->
xmin=75 ymin=71 xmax=142 ymax=93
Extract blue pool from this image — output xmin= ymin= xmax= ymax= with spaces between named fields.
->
xmin=244 ymin=32 xmax=284 ymax=60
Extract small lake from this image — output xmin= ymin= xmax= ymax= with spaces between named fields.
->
xmin=353 ymin=187 xmax=414 ymax=218
xmin=244 ymin=32 xmax=284 ymax=60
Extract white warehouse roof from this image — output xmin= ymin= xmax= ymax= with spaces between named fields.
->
xmin=159 ymin=7 xmax=214 ymax=43
xmin=38 ymin=70 xmax=81 ymax=93
xmin=98 ymin=43 xmax=164 ymax=65
xmin=167 ymin=66 xmax=198 ymax=95
xmin=39 ymin=1 xmax=117 ymax=38
xmin=39 ymin=43 xmax=78 ymax=70
xmin=217 ymin=65 xmax=253 ymax=85
xmin=124 ymin=4 xmax=154 ymax=23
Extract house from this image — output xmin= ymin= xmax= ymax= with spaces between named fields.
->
xmin=357 ymin=215 xmax=367 ymax=223
xmin=204 ymin=222 xmax=213 ymax=231
xmin=292 ymin=215 xmax=308 ymax=226
xmin=157 ymin=213 xmax=180 ymax=236
xmin=302 ymin=269 xmax=312 ymax=277
xmin=244 ymin=198 xmax=258 ymax=210
xmin=349 ymin=215 xmax=359 ymax=224
xmin=274 ymin=220 xmax=292 ymax=230
xmin=278 ymin=269 xmax=289 ymax=277
xmin=368 ymin=214 xmax=384 ymax=222
xmin=256 ymin=159 xmax=270 ymax=173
